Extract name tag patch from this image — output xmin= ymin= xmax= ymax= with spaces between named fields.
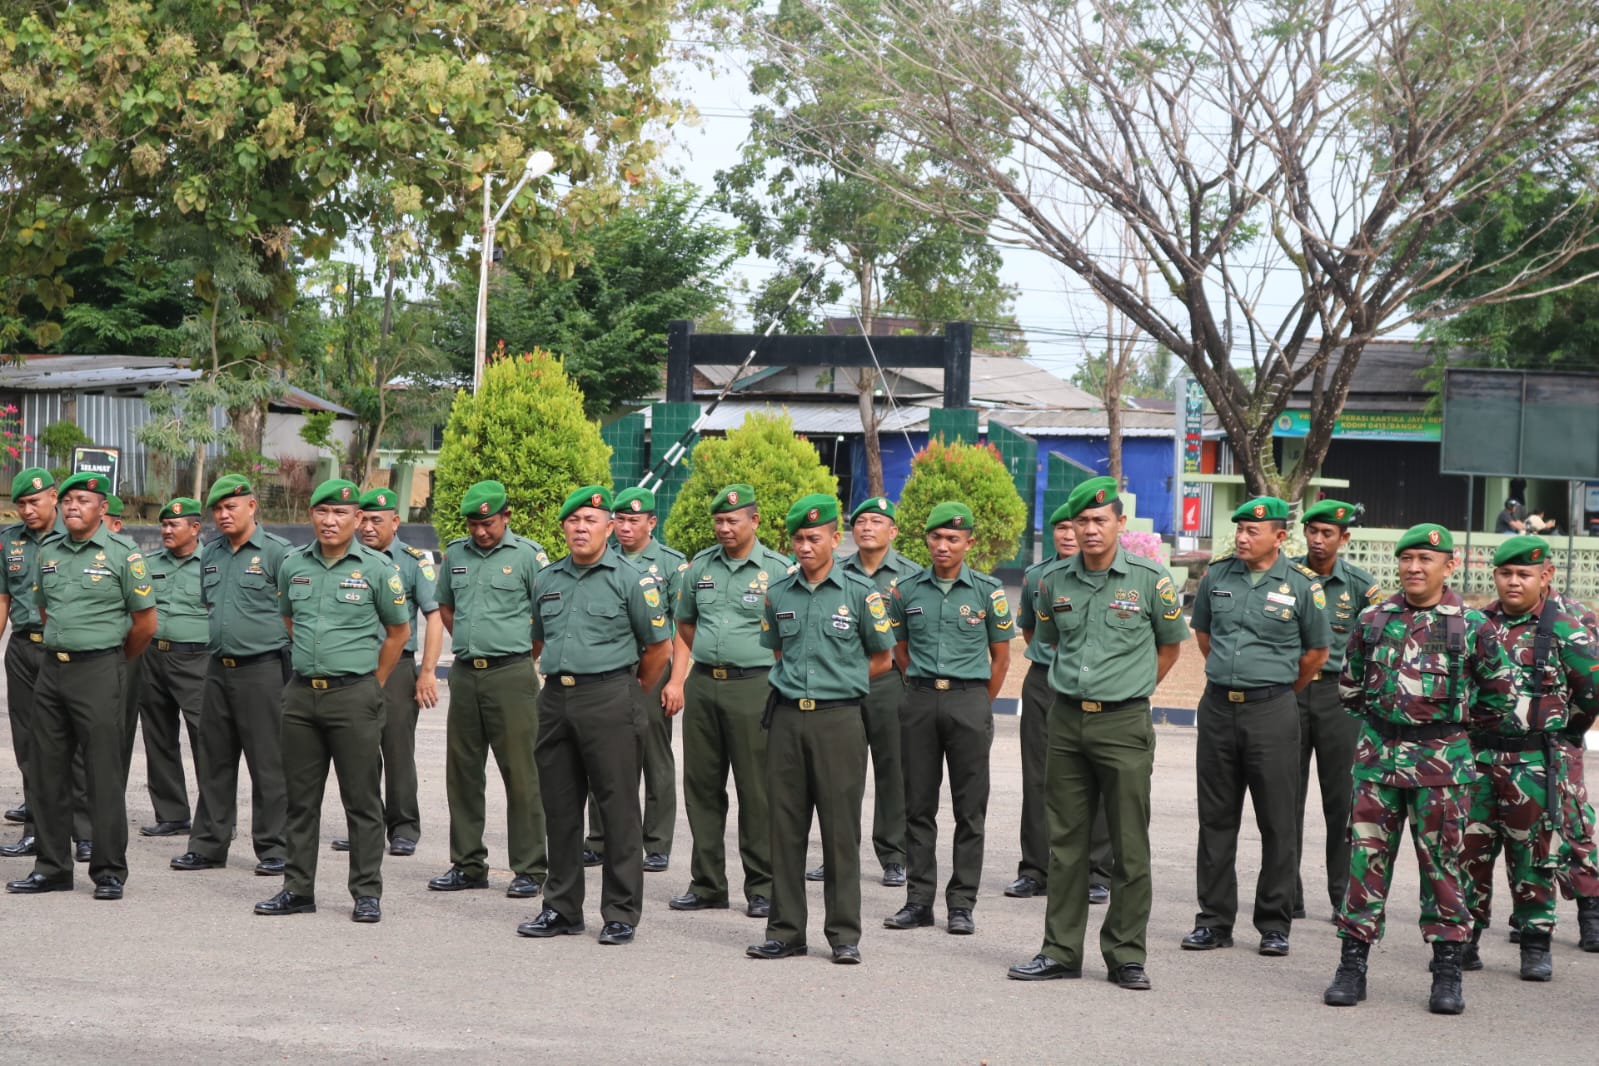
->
xmin=905 ymin=606 xmax=924 ymax=616
xmin=1266 ymin=592 xmax=1295 ymax=607
xmin=451 ymin=566 xmax=468 ymax=575
xmin=775 ymin=610 xmax=797 ymax=620
xmin=696 ymin=580 xmax=717 ymax=590
xmin=290 ymin=576 xmax=312 ymax=585
xmin=539 ymin=592 xmax=562 ymax=603
xmin=203 ymin=566 xmax=219 ymax=574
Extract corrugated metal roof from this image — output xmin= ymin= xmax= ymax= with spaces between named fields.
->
xmin=989 ymin=409 xmax=1190 ymax=438
xmin=0 ymin=355 xmax=198 ymax=393
xmin=272 ymin=385 xmax=356 ymax=417
xmin=640 ymin=401 xmax=929 ymax=436
xmin=690 ymin=357 xmax=1101 ymax=410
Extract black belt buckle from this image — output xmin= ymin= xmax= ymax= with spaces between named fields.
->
xmin=798 ymin=698 xmax=817 ymax=710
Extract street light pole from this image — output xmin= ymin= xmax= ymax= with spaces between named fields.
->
xmin=472 ymin=149 xmax=556 ymax=393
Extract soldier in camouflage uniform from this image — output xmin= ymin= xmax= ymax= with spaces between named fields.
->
xmin=1546 ymin=587 xmax=1599 ymax=952
xmin=1463 ymin=537 xmax=1599 ymax=979
xmin=1324 ymin=524 xmax=1515 ymax=1016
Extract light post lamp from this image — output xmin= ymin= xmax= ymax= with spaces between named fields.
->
xmin=473 ymin=148 xmax=556 ymax=392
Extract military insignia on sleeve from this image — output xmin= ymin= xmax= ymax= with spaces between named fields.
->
xmin=644 ymin=587 xmax=661 ymax=608
xmin=1364 ymin=582 xmax=1381 ymax=605
xmin=129 ymin=556 xmax=147 ymax=580
xmin=652 ymin=615 xmax=666 ymax=627
xmin=420 ymin=562 xmax=436 ymax=581
xmin=1159 ymin=582 xmax=1180 ymax=619
xmin=1312 ymin=583 xmax=1326 ymax=610
xmin=989 ymin=588 xmax=1009 ymax=617
xmin=388 ymin=573 xmax=405 ymax=596
xmin=866 ymin=591 xmax=886 ymax=620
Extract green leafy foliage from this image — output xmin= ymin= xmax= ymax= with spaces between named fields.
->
xmin=432 ymin=350 xmax=612 ymax=556
xmin=662 ymin=412 xmax=838 ymax=558
xmin=135 ymin=369 xmax=283 ymax=498
xmin=894 ymin=440 xmax=1026 ymax=573
xmin=37 ymin=421 xmax=92 ymax=481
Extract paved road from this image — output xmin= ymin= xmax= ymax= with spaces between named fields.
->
xmin=1 ymin=682 xmax=1594 ymax=1065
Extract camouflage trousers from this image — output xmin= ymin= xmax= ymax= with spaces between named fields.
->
xmin=1461 ymin=759 xmax=1558 ymax=935
xmin=1335 ymin=779 xmax=1471 ymax=944
xmin=1555 ymin=748 xmax=1599 ymax=900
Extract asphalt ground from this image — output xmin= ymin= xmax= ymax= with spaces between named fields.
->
xmin=2 ymin=657 xmax=1596 ymax=1065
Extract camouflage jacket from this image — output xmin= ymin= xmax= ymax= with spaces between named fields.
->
xmin=1339 ymin=588 xmax=1515 ymax=787
xmin=1474 ymin=596 xmax=1599 ymax=742
xmin=1551 ymin=590 xmax=1599 ymax=636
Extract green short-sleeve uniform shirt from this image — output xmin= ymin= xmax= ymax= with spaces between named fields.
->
xmin=889 ymin=564 xmax=1013 ymax=679
xmin=149 ymin=546 xmax=209 ymax=644
xmin=621 ymin=537 xmax=687 ymax=624
xmin=34 ymin=525 xmax=154 ymax=651
xmin=201 ymin=527 xmax=293 ymax=656
xmin=839 ymin=547 xmax=921 ymax=598
xmin=382 ymin=538 xmax=440 ymax=653
xmin=1294 ymin=554 xmax=1381 ymax=672
xmin=1033 ymin=548 xmax=1192 ymax=701
xmin=1020 ymin=554 xmax=1068 ymax=666
xmin=278 ymin=541 xmax=410 ymax=677
xmin=1190 ymin=553 xmax=1331 ymax=688
xmin=762 ymin=565 xmax=896 ymax=701
xmin=2 ymin=515 xmax=66 ymax=631
xmin=433 ymin=531 xmax=548 ymax=657
xmin=674 ymin=542 xmax=796 ymax=668
xmin=531 ymin=546 xmax=670 ymax=674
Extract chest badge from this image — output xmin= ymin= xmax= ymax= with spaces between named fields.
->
xmin=503 ymin=566 xmax=513 ymax=575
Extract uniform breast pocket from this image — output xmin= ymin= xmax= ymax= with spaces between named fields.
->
xmin=1415 ymin=654 xmax=1454 ymax=701
xmin=1105 ymin=609 xmax=1144 ymax=631
xmin=538 ymin=596 xmax=566 ymax=623
xmin=777 ymin=616 xmax=802 ymax=639
xmin=336 ymin=585 xmax=373 ymax=607
xmin=490 ymin=573 xmax=521 ymax=593
xmin=1208 ymin=590 xmax=1237 ymax=615
xmin=695 ymin=585 xmax=721 ymax=608
xmin=287 ymin=584 xmax=313 ymax=604
xmin=584 ymin=601 xmax=620 ymax=622
xmin=239 ymin=573 xmax=268 ymax=591
xmin=1054 ymin=606 xmax=1084 ymax=631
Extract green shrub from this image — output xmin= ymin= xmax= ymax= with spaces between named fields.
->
xmin=432 ymin=350 xmax=612 ymax=557
xmin=895 ymin=438 xmax=1027 ymax=572
xmin=662 ymin=410 xmax=837 ymax=557
xmin=39 ymin=420 xmax=91 ymax=482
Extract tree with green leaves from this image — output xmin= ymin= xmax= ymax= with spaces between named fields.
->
xmin=894 ymin=439 xmax=1026 ymax=573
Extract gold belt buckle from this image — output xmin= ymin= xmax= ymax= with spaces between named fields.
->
xmin=157 ymin=640 xmax=171 ymax=652
xmin=560 ymin=675 xmax=577 ymax=687
xmin=222 ymin=657 xmax=238 ymax=668
xmin=311 ymin=678 xmax=329 ymax=690
xmin=28 ymin=632 xmax=42 ymax=643
xmin=934 ymin=678 xmax=951 ymax=691
xmin=712 ymin=667 xmax=729 ymax=680
xmin=472 ymin=658 xmax=489 ymax=670
xmin=1227 ymin=690 xmax=1247 ymax=704
xmin=1081 ymin=700 xmax=1103 ymax=713
xmin=55 ymin=651 xmax=70 ymax=662
xmin=798 ymin=698 xmax=817 ymax=711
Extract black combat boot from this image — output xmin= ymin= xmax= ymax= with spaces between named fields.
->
xmin=1323 ymin=938 xmax=1369 ymax=1006
xmin=1577 ymin=897 xmax=1599 ymax=953
xmin=1519 ymin=929 xmax=1553 ymax=981
xmin=1462 ymin=926 xmax=1483 ymax=971
xmin=1428 ymin=941 xmax=1466 ymax=1015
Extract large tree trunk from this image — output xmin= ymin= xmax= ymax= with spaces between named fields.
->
xmin=857 ymin=371 xmax=885 ymax=496
xmin=233 ymin=401 xmax=266 ymax=457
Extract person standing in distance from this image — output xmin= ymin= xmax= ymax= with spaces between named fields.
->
xmin=664 ymin=484 xmax=794 ymax=919
xmin=517 ymin=486 xmax=670 ymax=946
xmin=171 ymin=475 xmax=292 ymax=877
xmin=1007 ymin=477 xmax=1188 ymax=988
xmin=1183 ymin=496 xmax=1329 ymax=958
xmin=747 ymin=495 xmax=895 ymax=965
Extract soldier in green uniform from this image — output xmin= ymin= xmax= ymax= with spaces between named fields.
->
xmin=133 ymin=497 xmax=210 ymax=837
xmin=1294 ymin=499 xmax=1383 ymax=918
xmin=1007 ymin=477 xmax=1190 ymax=988
xmin=517 ymin=485 xmax=670 ymax=946
xmin=328 ymin=488 xmax=441 ymax=857
xmin=1183 ymin=496 xmax=1329 ymax=957
xmin=581 ymin=487 xmax=684 ymax=873
xmin=430 ymin=480 xmax=550 ymax=899
xmin=5 ymin=472 xmax=154 ymax=899
xmin=170 ymin=475 xmax=293 ymax=877
xmin=104 ymin=494 xmax=124 ymax=533
xmin=664 ymin=484 xmax=794 ymax=919
xmin=881 ymin=502 xmax=1011 ymax=937
xmin=747 ymin=494 xmax=896 ymax=965
xmin=254 ymin=479 xmax=410 ymax=923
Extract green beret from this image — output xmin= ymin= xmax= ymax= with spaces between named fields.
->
xmin=1067 ymin=476 xmax=1119 ymax=518
xmin=613 ymin=487 xmax=656 ymax=515
xmin=10 ymin=467 xmax=52 ymax=501
xmin=1232 ymin=496 xmax=1289 ymax=523
xmin=559 ymin=485 xmax=613 ymax=522
xmin=57 ymin=471 xmax=110 ymax=497
xmin=159 ymin=497 xmax=201 ymax=521
xmin=205 ymin=474 xmax=253 ymax=509
xmin=105 ymin=494 xmax=124 ymax=517
xmin=309 ymin=479 xmax=361 ymax=508
xmin=1394 ymin=523 xmax=1454 ymax=555
xmin=1493 ymin=535 xmax=1551 ymax=568
xmin=711 ymin=484 xmax=756 ymax=514
xmin=359 ymin=488 xmax=398 ymax=512
xmin=850 ymin=496 xmax=896 ymax=523
xmin=925 ymin=501 xmax=975 ymax=533
xmin=785 ymin=494 xmax=839 ymax=536
xmin=1303 ymin=499 xmax=1359 ymax=527
xmin=459 ymin=480 xmax=508 ymax=518
xmin=1047 ymin=501 xmax=1074 ymax=526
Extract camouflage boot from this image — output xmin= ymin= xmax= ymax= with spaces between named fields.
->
xmin=1323 ymin=938 xmax=1369 ymax=1007
xmin=1428 ymin=942 xmax=1466 ymax=1015
xmin=1519 ymin=930 xmax=1553 ymax=982
xmin=1577 ymin=897 xmax=1599 ymax=953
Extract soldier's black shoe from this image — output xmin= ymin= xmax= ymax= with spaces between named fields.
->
xmin=6 ymin=871 xmax=72 ymax=894
xmin=1458 ymin=927 xmax=1483 ymax=972
xmin=1508 ymin=914 xmax=1523 ymax=943
xmin=352 ymin=897 xmax=381 ymax=923
xmin=3 ymin=804 xmax=25 ymax=824
xmin=1007 ymin=954 xmax=1081 ymax=981
xmin=254 ymin=857 xmax=285 ymax=876
xmin=1258 ymin=931 xmax=1290 ymax=956
xmin=170 ymin=851 xmax=222 ymax=871
xmin=139 ymin=820 xmax=190 ymax=837
xmin=428 ymin=865 xmax=489 ymax=891
xmin=1004 ymin=875 xmax=1043 ymax=898
xmin=805 ymin=864 xmax=825 ymax=882
xmin=517 ymin=907 xmax=585 ymax=938
xmin=746 ymin=895 xmax=770 ymax=919
xmin=883 ymin=902 xmax=934 ymax=930
xmin=582 ymin=849 xmax=604 ymax=868
xmin=947 ymin=908 xmax=975 ymax=935
xmin=597 ymin=921 xmax=635 ymax=945
xmin=746 ymin=939 xmax=807 ymax=960
xmin=1324 ymin=938 xmax=1369 ymax=1006
xmin=831 ymin=944 xmax=861 ymax=964
xmin=330 ymin=838 xmax=351 ymax=852
xmin=1577 ymin=897 xmax=1599 ymax=952
xmin=1428 ymin=941 xmax=1466 ymax=1015
xmin=1106 ymin=962 xmax=1151 ymax=990
xmin=881 ymin=863 xmax=906 ymax=887
xmin=668 ymin=891 xmax=729 ymax=911
xmin=0 ymin=834 xmax=36 ymax=858
xmin=1519 ymin=930 xmax=1553 ymax=982
xmin=506 ymin=873 xmax=541 ymax=899
xmin=643 ymin=853 xmax=669 ymax=873
xmin=389 ymin=837 xmax=417 ymax=857
xmin=92 ymin=876 xmax=123 ymax=901
xmin=1180 ymin=926 xmax=1233 ymax=950
xmin=254 ymin=890 xmax=316 ymax=916
xmin=74 ymin=840 xmax=92 ymax=864
xmin=1088 ymin=882 xmax=1110 ymax=905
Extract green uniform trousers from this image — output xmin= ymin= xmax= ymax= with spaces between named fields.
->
xmin=30 ymin=652 xmax=128 ymax=882
xmin=379 ymin=657 xmax=422 ymax=843
xmin=681 ymin=668 xmax=772 ymax=904
xmin=118 ymin=654 xmax=142 ymax=783
xmin=537 ymin=674 xmax=643 ymax=925
xmin=281 ymin=675 xmax=385 ymax=900
xmin=1195 ymin=687 xmax=1301 ymax=936
xmin=862 ymin=669 xmax=907 ymax=869
xmin=188 ymin=656 xmax=288 ymax=863
xmin=766 ymin=700 xmax=868 ymax=949
xmin=585 ymin=669 xmax=674 ymax=857
xmin=137 ymin=646 xmax=208 ymax=824
xmin=444 ymin=657 xmax=545 ymax=881
xmin=900 ymin=685 xmax=993 ymax=910
xmin=5 ymin=635 xmax=91 ymax=841
xmin=1040 ymin=698 xmax=1156 ymax=970
xmin=1019 ymin=662 xmax=1112 ymax=886
xmin=1294 ymin=674 xmax=1358 ymax=914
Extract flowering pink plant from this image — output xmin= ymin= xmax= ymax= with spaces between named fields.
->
xmin=0 ymin=404 xmax=30 ymax=461
xmin=1119 ymin=529 xmax=1167 ymax=564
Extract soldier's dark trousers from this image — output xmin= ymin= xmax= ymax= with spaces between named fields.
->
xmin=1019 ymin=662 xmax=1111 ymax=886
xmin=586 ymin=669 xmax=674 ymax=858
xmin=188 ymin=657 xmax=287 ymax=863
xmin=1461 ymin=754 xmax=1561 ymax=935
xmin=1295 ymin=674 xmax=1358 ymax=914
xmin=31 ymin=652 xmax=128 ymax=883
xmin=6 ymin=633 xmax=91 ymax=841
xmin=379 ymin=657 xmax=422 ymax=843
xmin=281 ymin=675 xmax=385 ymax=900
xmin=445 ymin=657 xmax=545 ymax=881
xmin=766 ymin=701 xmax=868 ymax=949
xmin=137 ymin=645 xmax=208 ymax=824
xmin=1336 ymin=778 xmax=1471 ymax=943
xmin=1195 ymin=687 xmax=1300 ymax=936
xmin=681 ymin=668 xmax=772 ymax=904
xmin=901 ymin=684 xmax=993 ymax=911
xmin=537 ymin=674 xmax=643 ymax=925
xmin=1041 ymin=697 xmax=1155 ymax=969
xmin=862 ymin=668 xmax=907 ymax=870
